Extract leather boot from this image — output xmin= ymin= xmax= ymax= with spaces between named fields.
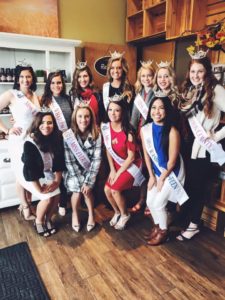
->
xmin=143 ymin=224 xmax=159 ymax=240
xmin=147 ymin=228 xmax=168 ymax=246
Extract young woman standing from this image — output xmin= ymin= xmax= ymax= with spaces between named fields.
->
xmin=177 ymin=55 xmax=225 ymax=241
xmin=130 ymin=60 xmax=155 ymax=213
xmin=0 ymin=65 xmax=40 ymax=220
xmin=102 ymin=52 xmax=133 ymax=119
xmin=70 ymin=62 xmax=102 ymax=125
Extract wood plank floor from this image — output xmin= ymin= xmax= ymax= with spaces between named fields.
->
xmin=0 ymin=204 xmax=225 ymax=300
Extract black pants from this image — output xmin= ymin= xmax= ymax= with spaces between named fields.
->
xmin=59 ymin=178 xmax=68 ymax=208
xmin=184 ymin=154 xmax=212 ymax=225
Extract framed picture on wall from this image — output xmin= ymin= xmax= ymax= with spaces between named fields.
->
xmin=0 ymin=0 xmax=59 ymax=37
xmin=212 ymin=64 xmax=224 ymax=85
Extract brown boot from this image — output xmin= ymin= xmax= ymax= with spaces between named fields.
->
xmin=147 ymin=228 xmax=168 ymax=246
xmin=143 ymin=224 xmax=159 ymax=240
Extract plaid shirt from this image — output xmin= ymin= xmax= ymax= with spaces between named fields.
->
xmin=64 ymin=133 xmax=102 ymax=192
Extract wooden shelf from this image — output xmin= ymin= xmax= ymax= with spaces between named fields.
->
xmin=126 ymin=12 xmax=144 ymax=42
xmin=166 ymin=0 xmax=207 ymax=40
xmin=144 ymin=0 xmax=166 ymax=10
xmin=144 ymin=1 xmax=166 ymax=37
xmin=127 ymin=0 xmax=143 ymax=17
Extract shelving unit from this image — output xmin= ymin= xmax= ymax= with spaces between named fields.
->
xmin=144 ymin=1 xmax=166 ymax=37
xmin=126 ymin=0 xmax=206 ymax=42
xmin=165 ymin=0 xmax=207 ymax=40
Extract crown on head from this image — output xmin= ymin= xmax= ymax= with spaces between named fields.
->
xmin=109 ymin=93 xmax=123 ymax=102
xmin=189 ymin=49 xmax=208 ymax=59
xmin=140 ymin=60 xmax=153 ymax=68
xmin=154 ymin=90 xmax=168 ymax=98
xmin=76 ymin=61 xmax=87 ymax=70
xmin=156 ymin=61 xmax=171 ymax=68
xmin=17 ymin=59 xmax=31 ymax=67
xmin=40 ymin=106 xmax=52 ymax=113
xmin=109 ymin=51 xmax=125 ymax=60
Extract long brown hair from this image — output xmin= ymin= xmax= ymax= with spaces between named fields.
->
xmin=181 ymin=57 xmax=218 ymax=117
xmin=106 ymin=57 xmax=133 ymax=102
xmin=70 ymin=65 xmax=95 ymax=97
xmin=27 ymin=112 xmax=61 ymax=153
xmin=41 ymin=72 xmax=67 ymax=107
xmin=71 ymin=105 xmax=99 ymax=140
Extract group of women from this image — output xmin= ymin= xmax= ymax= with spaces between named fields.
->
xmin=0 ymin=49 xmax=224 ymax=245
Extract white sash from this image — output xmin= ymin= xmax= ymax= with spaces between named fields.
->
xmin=11 ymin=89 xmax=39 ymax=117
xmin=27 ymin=137 xmax=54 ymax=180
xmin=188 ymin=115 xmax=225 ymax=166
xmin=50 ymin=97 xmax=68 ymax=132
xmin=134 ymin=93 xmax=148 ymax=120
xmin=103 ymin=82 xmax=110 ymax=110
xmin=63 ymin=128 xmax=91 ymax=170
xmin=101 ymin=122 xmax=145 ymax=186
xmin=142 ymin=123 xmax=188 ymax=205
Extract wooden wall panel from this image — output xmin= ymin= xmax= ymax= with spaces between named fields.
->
xmin=142 ymin=41 xmax=175 ymax=69
xmin=83 ymin=42 xmax=137 ymax=91
xmin=206 ymin=0 xmax=225 ymax=25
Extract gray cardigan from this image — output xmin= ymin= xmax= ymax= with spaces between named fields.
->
xmin=130 ymin=88 xmax=155 ymax=130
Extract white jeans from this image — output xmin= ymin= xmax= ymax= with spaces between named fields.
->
xmin=146 ymin=179 xmax=171 ymax=230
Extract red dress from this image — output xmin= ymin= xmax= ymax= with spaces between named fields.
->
xmin=105 ymin=124 xmax=142 ymax=191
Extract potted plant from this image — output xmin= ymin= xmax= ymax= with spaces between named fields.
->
xmin=35 ymin=70 xmax=45 ymax=83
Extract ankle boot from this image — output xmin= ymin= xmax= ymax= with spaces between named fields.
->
xmin=143 ymin=224 xmax=159 ymax=240
xmin=147 ymin=228 xmax=168 ymax=246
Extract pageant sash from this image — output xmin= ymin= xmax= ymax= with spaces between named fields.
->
xmin=101 ymin=122 xmax=145 ymax=186
xmin=134 ymin=93 xmax=148 ymax=120
xmin=11 ymin=89 xmax=39 ymax=117
xmin=142 ymin=123 xmax=188 ymax=205
xmin=63 ymin=128 xmax=91 ymax=170
xmin=27 ymin=137 xmax=54 ymax=181
xmin=103 ymin=82 xmax=110 ymax=110
xmin=188 ymin=115 xmax=225 ymax=166
xmin=50 ymin=97 xmax=68 ymax=132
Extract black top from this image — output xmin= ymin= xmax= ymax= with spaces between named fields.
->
xmin=22 ymin=141 xmax=66 ymax=181
xmin=54 ymin=95 xmax=73 ymax=128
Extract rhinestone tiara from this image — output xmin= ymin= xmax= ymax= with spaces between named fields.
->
xmin=108 ymin=93 xmax=123 ymax=102
xmin=76 ymin=61 xmax=87 ymax=70
xmin=140 ymin=60 xmax=153 ymax=68
xmin=154 ymin=90 xmax=168 ymax=98
xmin=156 ymin=61 xmax=171 ymax=68
xmin=109 ymin=51 xmax=125 ymax=60
xmin=189 ymin=49 xmax=208 ymax=59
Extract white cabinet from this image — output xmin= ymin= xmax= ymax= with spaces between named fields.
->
xmin=0 ymin=143 xmax=18 ymax=208
xmin=0 ymin=32 xmax=81 ymax=84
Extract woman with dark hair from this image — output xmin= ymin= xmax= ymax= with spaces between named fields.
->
xmin=63 ymin=105 xmax=102 ymax=232
xmin=102 ymin=52 xmax=134 ymax=119
xmin=177 ymin=55 xmax=225 ymax=241
xmin=21 ymin=111 xmax=65 ymax=236
xmin=41 ymin=71 xmax=73 ymax=216
xmin=101 ymin=97 xmax=145 ymax=230
xmin=70 ymin=62 xmax=102 ymax=124
xmin=0 ymin=65 xmax=40 ymax=220
xmin=141 ymin=96 xmax=188 ymax=245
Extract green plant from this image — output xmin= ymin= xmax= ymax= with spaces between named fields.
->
xmin=35 ymin=70 xmax=45 ymax=77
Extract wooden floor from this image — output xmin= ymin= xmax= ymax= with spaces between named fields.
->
xmin=0 ymin=204 xmax=225 ymax=300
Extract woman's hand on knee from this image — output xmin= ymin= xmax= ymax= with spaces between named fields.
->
xmin=148 ymin=176 xmax=156 ymax=191
xmin=81 ymin=184 xmax=91 ymax=196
